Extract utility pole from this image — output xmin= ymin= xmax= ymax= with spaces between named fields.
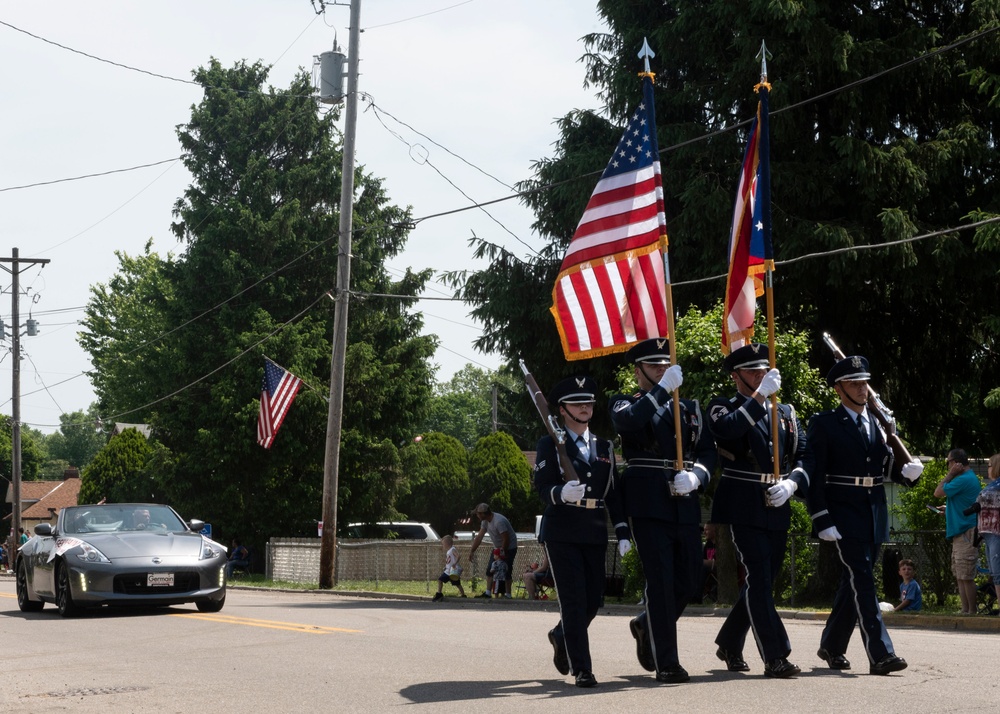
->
xmin=0 ymin=248 xmax=50 ymax=545
xmin=319 ymin=0 xmax=361 ymax=589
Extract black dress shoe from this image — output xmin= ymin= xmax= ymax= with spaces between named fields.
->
xmin=655 ymin=665 xmax=690 ymax=684
xmin=630 ymin=617 xmax=656 ymax=672
xmin=869 ymin=655 xmax=907 ymax=676
xmin=817 ymin=647 xmax=851 ymax=670
xmin=764 ymin=658 xmax=801 ymax=678
xmin=548 ymin=628 xmax=569 ymax=675
xmin=575 ymin=670 xmax=598 ymax=688
xmin=716 ymin=647 xmax=750 ymax=672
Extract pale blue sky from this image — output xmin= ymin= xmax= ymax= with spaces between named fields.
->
xmin=0 ymin=1 xmax=607 ymax=432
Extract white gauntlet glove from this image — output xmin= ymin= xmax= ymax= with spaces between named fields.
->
xmin=757 ymin=368 xmax=781 ymax=398
xmin=657 ymin=364 xmax=683 ymax=393
xmin=618 ymin=539 xmax=632 ymax=557
xmin=901 ymin=460 xmax=923 ymax=482
xmin=818 ymin=526 xmax=843 ymax=541
xmin=766 ymin=478 xmax=797 ymax=507
xmin=561 ymin=480 xmax=586 ymax=503
xmin=672 ymin=469 xmax=700 ymax=495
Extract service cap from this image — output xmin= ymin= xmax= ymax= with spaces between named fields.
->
xmin=827 ymin=355 xmax=871 ymax=386
xmin=626 ymin=337 xmax=671 ymax=365
xmin=548 ymin=376 xmax=598 ymax=408
xmin=723 ymin=343 xmax=770 ymax=372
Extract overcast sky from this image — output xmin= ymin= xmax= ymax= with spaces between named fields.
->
xmin=0 ymin=1 xmax=609 ymax=434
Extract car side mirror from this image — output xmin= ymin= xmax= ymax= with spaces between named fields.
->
xmin=33 ymin=523 xmax=52 ymax=537
xmin=187 ymin=519 xmax=205 ymax=532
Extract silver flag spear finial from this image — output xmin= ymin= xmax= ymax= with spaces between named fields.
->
xmin=638 ymin=37 xmax=655 ymax=74
xmin=756 ymin=39 xmax=772 ymax=82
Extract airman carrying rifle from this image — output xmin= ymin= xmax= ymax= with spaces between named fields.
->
xmin=803 ymin=352 xmax=923 ymax=676
xmin=527 ymin=368 xmax=630 ymax=689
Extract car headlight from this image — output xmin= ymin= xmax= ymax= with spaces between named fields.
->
xmin=76 ymin=542 xmax=111 ymax=563
xmin=200 ymin=538 xmax=225 ymax=560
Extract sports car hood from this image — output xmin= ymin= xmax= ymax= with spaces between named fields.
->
xmin=72 ymin=531 xmax=207 ymax=559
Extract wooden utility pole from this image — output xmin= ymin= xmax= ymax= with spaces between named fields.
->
xmin=319 ymin=0 xmax=361 ymax=589
xmin=0 ymin=248 xmax=51 ymax=545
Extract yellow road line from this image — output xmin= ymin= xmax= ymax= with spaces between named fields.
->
xmin=0 ymin=593 xmax=16 ymax=599
xmin=170 ymin=612 xmax=362 ymax=634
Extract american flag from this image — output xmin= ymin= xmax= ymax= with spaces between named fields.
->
xmin=550 ymin=75 xmax=669 ymax=361
xmin=722 ymin=83 xmax=773 ymax=354
xmin=257 ymin=358 xmax=303 ymax=448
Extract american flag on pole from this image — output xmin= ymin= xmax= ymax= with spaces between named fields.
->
xmin=257 ymin=358 xmax=303 ymax=448
xmin=722 ymin=83 xmax=773 ymax=354
xmin=550 ymin=75 xmax=669 ymax=361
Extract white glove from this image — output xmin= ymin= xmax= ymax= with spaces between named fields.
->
xmin=766 ymin=479 xmax=797 ymax=507
xmin=818 ymin=526 xmax=843 ymax=541
xmin=618 ymin=539 xmax=632 ymax=557
xmin=672 ymin=469 xmax=700 ymax=495
xmin=757 ymin=368 xmax=781 ymax=398
xmin=561 ymin=480 xmax=586 ymax=503
xmin=901 ymin=460 xmax=923 ymax=482
xmin=657 ymin=364 xmax=683 ymax=392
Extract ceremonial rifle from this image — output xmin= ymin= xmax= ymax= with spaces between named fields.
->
xmin=520 ymin=360 xmax=579 ymax=484
xmin=821 ymin=332 xmax=915 ymax=471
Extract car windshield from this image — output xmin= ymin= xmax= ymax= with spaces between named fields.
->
xmin=62 ymin=505 xmax=186 ymax=534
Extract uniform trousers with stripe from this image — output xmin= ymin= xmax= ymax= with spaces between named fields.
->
xmin=715 ymin=523 xmax=791 ymax=662
xmin=545 ymin=539 xmax=607 ymax=675
xmin=820 ymin=536 xmax=895 ymax=663
xmin=630 ymin=518 xmax=701 ymax=671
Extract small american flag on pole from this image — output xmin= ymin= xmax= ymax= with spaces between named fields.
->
xmin=550 ymin=74 xmax=669 ymax=360
xmin=722 ymin=82 xmax=772 ymax=354
xmin=257 ymin=358 xmax=303 ymax=448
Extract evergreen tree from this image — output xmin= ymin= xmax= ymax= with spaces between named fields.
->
xmin=468 ymin=431 xmax=534 ymax=530
xmin=399 ymin=431 xmax=470 ymax=536
xmin=78 ymin=60 xmax=435 ymax=544
xmin=452 ymin=1 xmax=1000 ymax=455
xmin=79 ymin=428 xmax=155 ymax=504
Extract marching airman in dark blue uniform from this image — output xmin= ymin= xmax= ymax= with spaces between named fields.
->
xmin=708 ymin=343 xmax=808 ymax=678
xmin=609 ymin=338 xmax=717 ymax=684
xmin=803 ymin=355 xmax=923 ymax=675
xmin=534 ymin=376 xmax=630 ymax=689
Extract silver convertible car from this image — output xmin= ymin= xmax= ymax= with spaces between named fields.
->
xmin=16 ymin=503 xmax=228 ymax=617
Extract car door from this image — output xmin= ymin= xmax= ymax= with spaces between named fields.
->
xmin=27 ymin=526 xmax=58 ymax=597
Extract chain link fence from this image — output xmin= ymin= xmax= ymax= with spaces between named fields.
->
xmin=269 ymin=529 xmax=972 ymax=609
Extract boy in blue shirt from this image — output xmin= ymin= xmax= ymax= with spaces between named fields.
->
xmin=894 ymin=559 xmax=922 ymax=612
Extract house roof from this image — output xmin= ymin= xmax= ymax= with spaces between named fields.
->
xmin=112 ymin=422 xmax=151 ymax=438
xmin=4 ymin=469 xmax=82 ymax=522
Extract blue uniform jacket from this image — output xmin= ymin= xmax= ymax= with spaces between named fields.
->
xmin=534 ymin=432 xmax=629 ymax=545
xmin=802 ymin=405 xmax=906 ymax=542
xmin=609 ymin=386 xmax=717 ymax=523
xmin=708 ymin=394 xmax=809 ymax=530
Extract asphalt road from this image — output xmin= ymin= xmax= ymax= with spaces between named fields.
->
xmin=1 ymin=578 xmax=996 ymax=713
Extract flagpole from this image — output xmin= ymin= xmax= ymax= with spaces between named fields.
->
xmin=757 ymin=41 xmax=781 ymax=481
xmin=638 ymin=39 xmax=685 ymax=471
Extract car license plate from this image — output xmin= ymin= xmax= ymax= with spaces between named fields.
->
xmin=147 ymin=573 xmax=174 ymax=587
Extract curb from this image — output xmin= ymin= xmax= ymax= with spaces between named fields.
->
xmin=226 ymin=584 xmax=1000 ymax=633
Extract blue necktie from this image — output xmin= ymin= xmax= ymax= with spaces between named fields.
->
xmin=857 ymin=413 xmax=870 ymax=446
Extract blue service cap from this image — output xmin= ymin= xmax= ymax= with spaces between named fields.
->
xmin=548 ymin=376 xmax=598 ymax=407
xmin=827 ymin=355 xmax=871 ymax=386
xmin=626 ymin=338 xmax=671 ymax=364
xmin=723 ymin=343 xmax=770 ymax=372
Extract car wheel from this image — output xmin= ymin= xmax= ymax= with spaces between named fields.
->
xmin=196 ymin=591 xmax=226 ymax=613
xmin=56 ymin=562 xmax=80 ymax=618
xmin=16 ymin=559 xmax=44 ymax=612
